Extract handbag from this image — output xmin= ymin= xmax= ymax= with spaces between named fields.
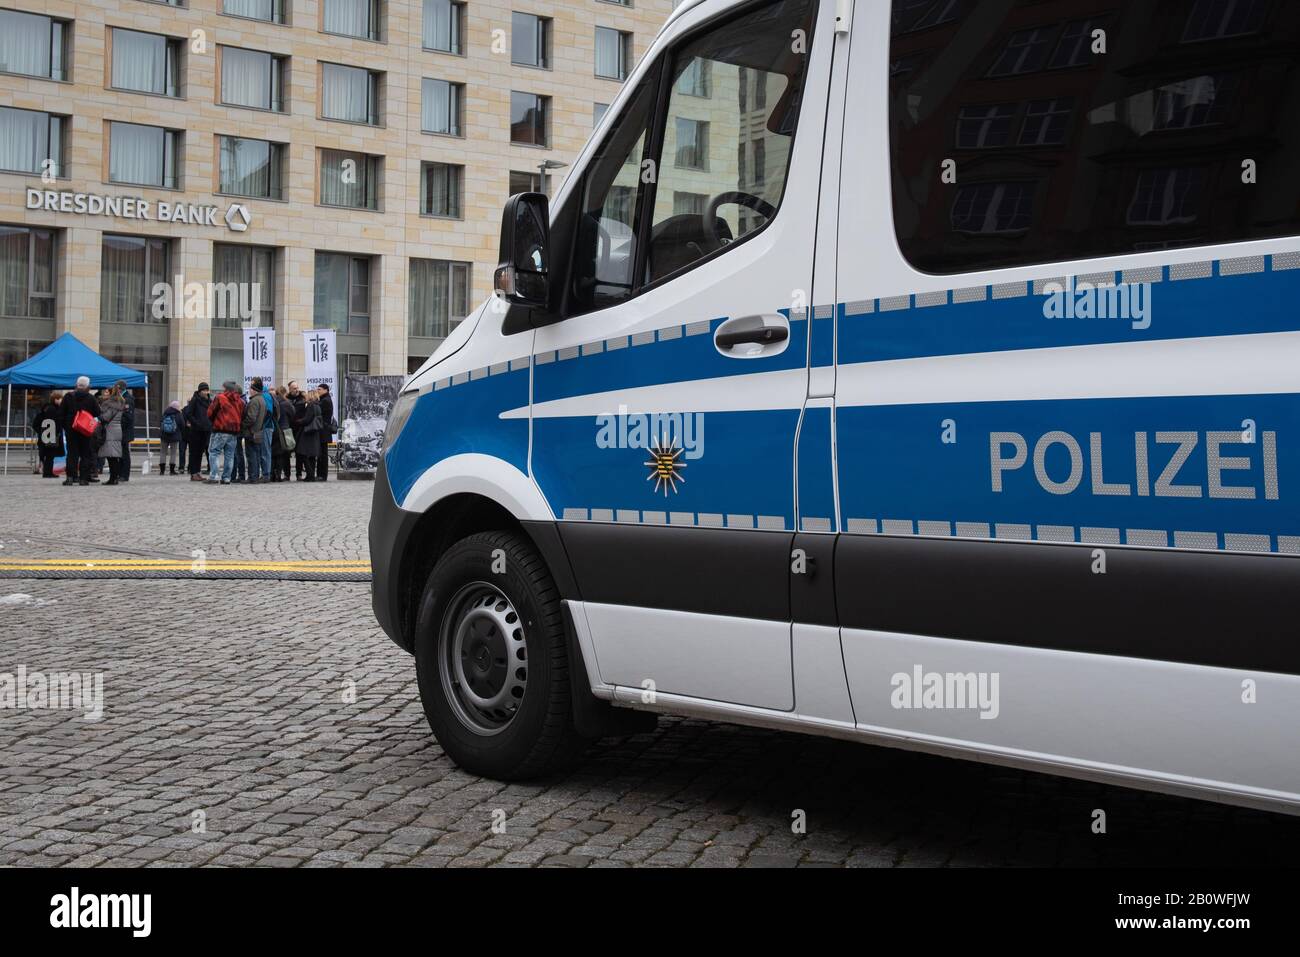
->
xmin=71 ymin=409 xmax=97 ymax=437
xmin=277 ymin=419 xmax=296 ymax=452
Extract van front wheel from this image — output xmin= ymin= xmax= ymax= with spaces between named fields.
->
xmin=413 ymin=530 xmax=589 ymax=779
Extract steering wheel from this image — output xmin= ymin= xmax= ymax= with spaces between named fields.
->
xmin=703 ymin=191 xmax=778 ymax=247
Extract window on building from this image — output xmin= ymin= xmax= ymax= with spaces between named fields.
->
xmin=594 ymin=103 xmax=610 ymax=126
xmin=0 ymin=225 xmax=56 ymax=319
xmin=510 ymin=170 xmax=542 ymax=195
xmin=423 ymin=0 xmax=464 ymax=54
xmin=421 ymin=78 xmax=463 ymax=135
xmin=595 ymin=27 xmax=632 ymax=81
xmin=219 ymin=137 xmax=284 ymax=200
xmin=677 ymin=58 xmax=710 ymax=97
xmin=111 ymin=29 xmax=181 ymax=97
xmin=338 ymin=352 xmax=369 ymax=401
xmin=951 ymin=182 xmax=1033 ymax=234
xmin=955 ymin=103 xmax=1016 ymax=149
xmin=1048 ymin=18 xmax=1102 ymax=69
xmin=314 ymin=253 xmax=371 ymax=334
xmin=212 ymin=244 xmax=275 ymax=328
xmin=409 ymin=259 xmax=471 ymax=338
xmin=888 ymin=0 xmax=1300 ymax=273
xmin=672 ymin=191 xmax=706 ymax=216
xmin=1127 ymin=168 xmax=1205 ymax=226
xmin=1153 ymin=75 xmax=1237 ymax=130
xmin=673 ymin=118 xmax=708 ymax=169
xmin=319 ymin=150 xmax=380 ymax=210
xmin=0 ymin=108 xmax=64 ymax=177
xmin=322 ymin=63 xmax=380 ymax=124
xmin=512 ymin=13 xmax=550 ymax=68
xmin=221 ymin=48 xmax=286 ymax=111
xmin=109 ymin=123 xmax=181 ymax=189
xmin=1018 ymin=98 xmax=1074 ymax=146
xmin=323 ymin=0 xmax=380 ymax=41
xmin=101 ymin=235 xmax=171 ymax=324
xmin=223 ymin=0 xmax=286 ymax=23
xmin=421 ymin=162 xmax=463 ymax=217
xmin=1182 ymin=0 xmax=1268 ymax=42
xmin=0 ymin=10 xmax=68 ymax=81
xmin=986 ymin=27 xmax=1053 ymax=77
xmin=510 ymin=92 xmax=549 ymax=146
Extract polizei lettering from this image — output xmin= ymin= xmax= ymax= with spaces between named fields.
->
xmin=990 ymin=430 xmax=1280 ymax=500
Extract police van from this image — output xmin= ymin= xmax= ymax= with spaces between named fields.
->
xmin=371 ymin=0 xmax=1299 ymax=813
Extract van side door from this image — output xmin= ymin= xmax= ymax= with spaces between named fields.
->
xmin=831 ymin=1 xmax=1300 ymax=800
xmin=526 ymin=0 xmax=836 ymax=711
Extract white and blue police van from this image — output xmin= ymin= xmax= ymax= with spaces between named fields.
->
xmin=372 ymin=0 xmax=1299 ymax=813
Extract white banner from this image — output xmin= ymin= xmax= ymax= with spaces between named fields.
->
xmin=303 ymin=329 xmax=337 ymax=395
xmin=242 ymin=328 xmax=275 ymax=392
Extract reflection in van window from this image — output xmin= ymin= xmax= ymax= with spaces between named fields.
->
xmin=889 ymin=0 xmax=1300 ymax=273
xmin=647 ymin=0 xmax=815 ymax=283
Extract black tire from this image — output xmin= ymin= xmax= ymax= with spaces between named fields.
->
xmin=413 ymin=530 xmax=590 ymax=779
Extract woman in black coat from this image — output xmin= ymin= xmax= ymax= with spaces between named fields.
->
xmin=31 ymin=392 xmax=64 ymax=478
xmin=292 ymin=391 xmax=324 ymax=481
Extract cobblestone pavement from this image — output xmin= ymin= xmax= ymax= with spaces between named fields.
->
xmin=0 ymin=471 xmax=370 ymax=562
xmin=1 ymin=475 xmax=1299 ymax=867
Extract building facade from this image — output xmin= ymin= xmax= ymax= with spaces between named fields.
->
xmin=0 ymin=0 xmax=672 ymax=424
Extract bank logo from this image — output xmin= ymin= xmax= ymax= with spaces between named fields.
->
xmin=645 ymin=439 xmax=687 ymax=496
xmin=225 ymin=203 xmax=253 ymax=233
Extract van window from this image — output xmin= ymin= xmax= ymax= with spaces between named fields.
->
xmin=646 ymin=0 xmax=815 ymax=284
xmin=570 ymin=68 xmax=659 ymax=312
xmin=567 ymin=0 xmax=816 ymax=313
xmin=889 ymin=0 xmax=1300 ymax=274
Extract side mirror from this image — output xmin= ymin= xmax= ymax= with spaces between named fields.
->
xmin=494 ymin=192 xmax=550 ymax=309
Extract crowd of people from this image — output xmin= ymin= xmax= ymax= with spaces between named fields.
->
xmin=29 ymin=377 xmax=336 ymax=486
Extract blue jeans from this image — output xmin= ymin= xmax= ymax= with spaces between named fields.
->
xmin=208 ymin=432 xmax=237 ymax=482
xmin=260 ymin=425 xmax=274 ymax=476
xmin=246 ymin=431 xmax=271 ymax=481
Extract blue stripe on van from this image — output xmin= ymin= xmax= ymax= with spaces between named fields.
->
xmin=838 ymin=262 xmax=1300 ymax=365
xmin=535 ymin=408 xmax=799 ymax=528
xmin=835 ymin=392 xmax=1297 ymax=552
xmin=386 ymin=368 xmax=531 ymax=508
xmin=533 ymin=312 xmax=808 ymax=403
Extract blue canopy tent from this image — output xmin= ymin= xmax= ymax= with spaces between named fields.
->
xmin=0 ymin=333 xmax=150 ymax=475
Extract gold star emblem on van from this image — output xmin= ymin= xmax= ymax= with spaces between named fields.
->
xmin=645 ymin=440 xmax=687 ymax=496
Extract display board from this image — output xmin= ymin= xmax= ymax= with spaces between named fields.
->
xmin=339 ymin=374 xmax=405 ymax=475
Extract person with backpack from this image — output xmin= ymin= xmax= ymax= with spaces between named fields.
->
xmin=159 ymin=400 xmax=184 ymax=476
xmin=31 ymin=391 xmax=64 ymax=479
xmin=60 ymin=378 xmax=100 ymax=486
xmin=205 ymin=381 xmax=246 ymax=485
xmin=183 ymin=382 xmax=213 ymax=481
xmin=241 ymin=378 xmax=272 ymax=484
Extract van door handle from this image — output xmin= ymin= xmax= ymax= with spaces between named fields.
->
xmin=713 ymin=314 xmax=791 ymax=358
xmin=715 ymin=326 xmax=789 ymax=348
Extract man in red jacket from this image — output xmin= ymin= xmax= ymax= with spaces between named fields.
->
xmin=205 ymin=381 xmax=247 ymax=485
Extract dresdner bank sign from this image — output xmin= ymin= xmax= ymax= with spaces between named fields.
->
xmin=25 ymin=189 xmax=252 ymax=232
